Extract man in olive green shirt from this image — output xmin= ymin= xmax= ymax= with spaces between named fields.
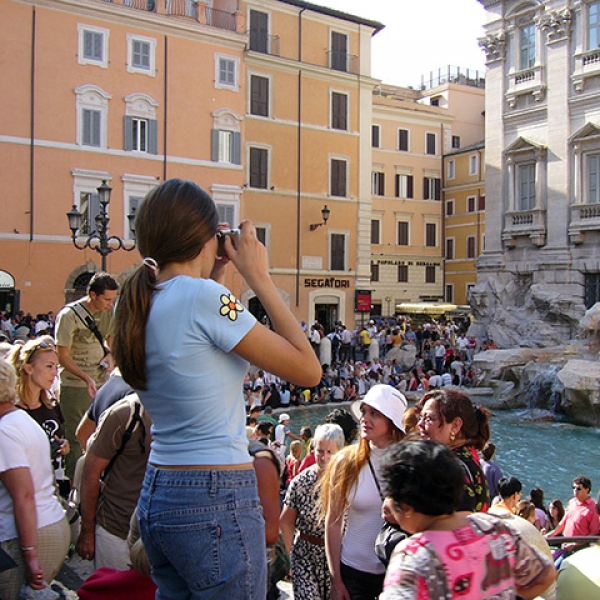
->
xmin=55 ymin=272 xmax=118 ymax=480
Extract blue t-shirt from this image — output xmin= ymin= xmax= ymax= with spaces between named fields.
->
xmin=140 ymin=276 xmax=256 ymax=466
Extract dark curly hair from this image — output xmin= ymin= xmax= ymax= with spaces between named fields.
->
xmin=415 ymin=389 xmax=490 ymax=450
xmin=326 ymin=408 xmax=358 ymax=445
xmin=380 ymin=440 xmax=465 ymax=516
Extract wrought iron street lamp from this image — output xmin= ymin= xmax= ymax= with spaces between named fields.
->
xmin=66 ymin=180 xmax=137 ymax=271
xmin=309 ymin=205 xmax=331 ymax=231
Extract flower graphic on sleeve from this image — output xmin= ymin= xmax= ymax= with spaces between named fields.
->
xmin=219 ymin=294 xmax=244 ymax=321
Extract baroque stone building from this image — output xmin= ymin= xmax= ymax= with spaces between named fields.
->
xmin=474 ymin=0 xmax=600 ymax=347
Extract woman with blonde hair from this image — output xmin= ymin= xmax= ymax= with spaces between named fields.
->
xmin=112 ymin=179 xmax=320 ymax=599
xmin=319 ymin=384 xmax=407 ymax=600
xmin=0 ymin=357 xmax=70 ymax=600
xmin=8 ymin=337 xmax=69 ymax=464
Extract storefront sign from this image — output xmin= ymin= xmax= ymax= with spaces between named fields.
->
xmin=304 ymin=278 xmax=350 ymax=289
xmin=374 ymin=260 xmax=441 ymax=267
xmin=355 ymin=290 xmax=371 ymax=312
xmin=0 ymin=271 xmax=15 ymax=289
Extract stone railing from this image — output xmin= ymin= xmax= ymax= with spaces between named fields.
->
xmin=503 ymin=208 xmax=546 ymax=247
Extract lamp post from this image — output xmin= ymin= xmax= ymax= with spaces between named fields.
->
xmin=309 ymin=205 xmax=331 ymax=231
xmin=66 ymin=180 xmax=137 ymax=272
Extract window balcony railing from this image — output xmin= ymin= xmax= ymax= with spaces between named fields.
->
xmin=503 ymin=208 xmax=546 ymax=247
xmin=247 ymin=33 xmax=280 ymax=56
xmin=573 ymin=47 xmax=600 ymax=92
xmin=327 ymin=50 xmax=359 ymax=74
xmin=569 ymin=203 xmax=600 ymax=244
xmin=99 ymin=0 xmax=238 ymax=32
xmin=506 ymin=64 xmax=546 ymax=108
xmin=166 ymin=0 xmax=196 ymax=19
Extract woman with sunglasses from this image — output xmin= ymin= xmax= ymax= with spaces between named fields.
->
xmin=8 ymin=337 xmax=70 ymax=464
xmin=416 ymin=389 xmax=491 ymax=514
xmin=0 ymin=357 xmax=70 ymax=600
xmin=113 ymin=179 xmax=320 ymax=599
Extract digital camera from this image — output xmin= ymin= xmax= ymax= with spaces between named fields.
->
xmin=216 ymin=228 xmax=240 ymax=258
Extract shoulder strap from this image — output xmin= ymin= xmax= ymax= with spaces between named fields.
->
xmin=69 ymin=302 xmax=107 ymax=355
xmin=368 ymin=458 xmax=384 ymax=501
xmin=102 ymin=401 xmax=147 ymax=482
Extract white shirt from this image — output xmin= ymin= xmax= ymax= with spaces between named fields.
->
xmin=0 ymin=410 xmax=65 ymax=540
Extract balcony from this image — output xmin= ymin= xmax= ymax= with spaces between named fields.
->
xmin=503 ymin=208 xmax=547 ymax=247
xmin=100 ymin=0 xmax=238 ymax=33
xmin=506 ymin=64 xmax=546 ymax=108
xmin=572 ymin=48 xmax=600 ymax=93
xmin=247 ymin=32 xmax=280 ymax=56
xmin=569 ymin=203 xmax=600 ymax=244
xmin=327 ymin=50 xmax=359 ymax=75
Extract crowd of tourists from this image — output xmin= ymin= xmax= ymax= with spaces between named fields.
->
xmin=0 ymin=178 xmax=596 ymax=600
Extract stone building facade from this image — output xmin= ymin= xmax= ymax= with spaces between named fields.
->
xmin=474 ymin=0 xmax=600 ymax=347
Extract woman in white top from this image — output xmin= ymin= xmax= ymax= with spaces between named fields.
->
xmin=319 ymin=384 xmax=407 ymax=600
xmin=0 ymin=358 xmax=69 ymax=600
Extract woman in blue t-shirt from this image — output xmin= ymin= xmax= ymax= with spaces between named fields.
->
xmin=113 ymin=179 xmax=320 ymax=600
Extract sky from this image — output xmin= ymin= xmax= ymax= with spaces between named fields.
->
xmin=315 ymin=0 xmax=488 ymax=88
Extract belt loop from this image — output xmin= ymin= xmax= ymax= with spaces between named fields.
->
xmin=149 ymin=465 xmax=159 ymax=493
xmin=210 ymin=470 xmax=218 ymax=497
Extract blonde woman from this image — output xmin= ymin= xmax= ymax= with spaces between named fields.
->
xmin=8 ymin=337 xmax=69 ymax=463
xmin=0 ymin=357 xmax=70 ymax=600
xmin=319 ymin=384 xmax=407 ymax=600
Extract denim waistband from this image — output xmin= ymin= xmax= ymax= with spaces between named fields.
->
xmin=144 ymin=463 xmax=258 ymax=489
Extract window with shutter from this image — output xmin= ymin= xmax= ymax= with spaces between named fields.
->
xmin=83 ymin=109 xmax=101 ymax=146
xmin=425 ymin=223 xmax=437 ymax=247
xmin=250 ymin=75 xmax=269 ymax=117
xmin=426 ymin=133 xmax=437 ymax=155
xmin=372 ymin=125 xmax=380 ymax=148
xmin=216 ymin=203 xmax=235 ymax=225
xmin=80 ymin=193 xmax=100 ymax=235
xmin=395 ymin=174 xmax=413 ymax=199
xmin=132 ymin=40 xmax=150 ymax=69
xmin=398 ymin=265 xmax=408 ymax=283
xmin=370 ymin=264 xmax=379 ymax=282
xmin=371 ymin=220 xmax=380 ymax=244
xmin=249 ymin=10 xmax=269 ymax=53
xmin=219 ymin=58 xmax=236 ymax=85
xmin=331 ymin=32 xmax=348 ymax=72
xmin=397 ymin=222 xmax=409 ymax=246
xmin=446 ymin=238 xmax=454 ymax=260
xmin=83 ymin=30 xmax=103 ymax=61
xmin=424 ymin=177 xmax=441 ymax=200
xmin=249 ymin=147 xmax=268 ymax=189
xmin=398 ymin=129 xmax=409 ymax=151
xmin=467 ymin=236 xmax=476 ymax=259
xmin=425 ymin=266 xmax=436 ymax=283
xmin=372 ymin=172 xmax=385 ymax=196
xmin=331 ymin=93 xmax=348 ymax=130
xmin=330 ymin=233 xmax=346 ymax=270
xmin=330 ymin=159 xmax=347 ymax=197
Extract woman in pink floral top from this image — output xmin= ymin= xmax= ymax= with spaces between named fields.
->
xmin=379 ymin=440 xmax=555 ymax=600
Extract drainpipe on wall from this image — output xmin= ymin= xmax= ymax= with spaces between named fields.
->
xmin=441 ymin=123 xmax=446 ymax=301
xmin=295 ymin=8 xmax=305 ymax=308
xmin=29 ymin=6 xmax=36 ymax=242
xmin=163 ymin=35 xmax=168 ymax=181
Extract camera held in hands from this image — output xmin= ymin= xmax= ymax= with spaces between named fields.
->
xmin=50 ymin=438 xmax=63 ymax=458
xmin=216 ymin=228 xmax=240 ymax=258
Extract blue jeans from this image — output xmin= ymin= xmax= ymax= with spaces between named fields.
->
xmin=137 ymin=465 xmax=267 ymax=600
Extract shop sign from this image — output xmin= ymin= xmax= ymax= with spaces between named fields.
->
xmin=304 ymin=278 xmax=350 ymax=289
xmin=0 ymin=271 xmax=15 ymax=289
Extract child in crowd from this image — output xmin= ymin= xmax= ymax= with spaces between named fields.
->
xmin=285 ymin=440 xmax=302 ymax=485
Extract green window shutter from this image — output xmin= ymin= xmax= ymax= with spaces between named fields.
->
xmin=124 ymin=116 xmax=133 ymax=151
xmin=211 ymin=129 xmax=220 ymax=162
xmin=148 ymin=119 xmax=158 ymax=154
xmin=231 ymin=132 xmax=241 ymax=165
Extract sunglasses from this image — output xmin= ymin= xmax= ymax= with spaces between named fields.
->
xmin=27 ymin=340 xmax=56 ymax=363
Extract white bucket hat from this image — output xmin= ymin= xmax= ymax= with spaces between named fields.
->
xmin=351 ymin=384 xmax=408 ymax=433
xmin=279 ymin=413 xmax=291 ymax=423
